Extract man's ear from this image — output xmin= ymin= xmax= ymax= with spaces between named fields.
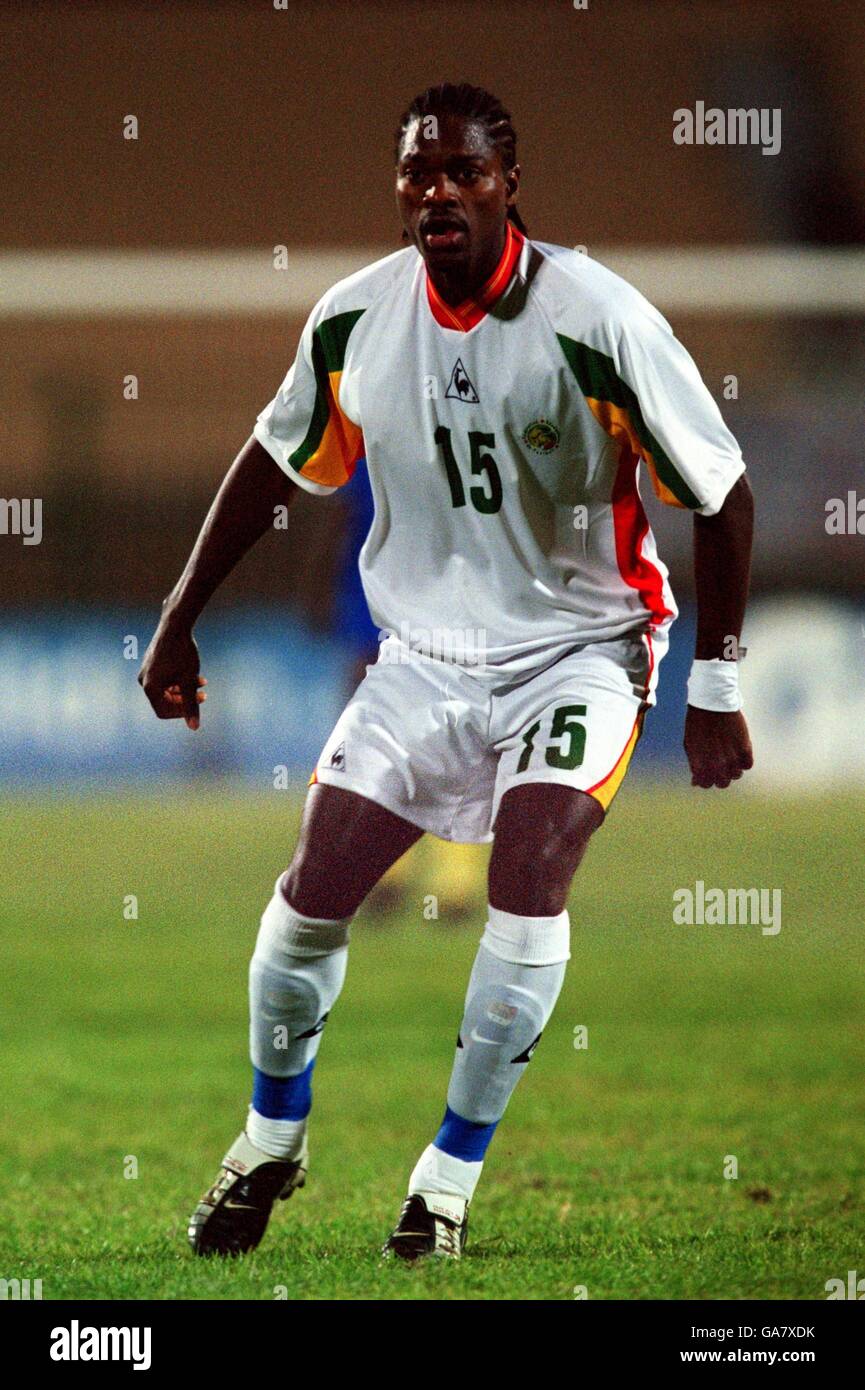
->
xmin=506 ymin=162 xmax=522 ymax=206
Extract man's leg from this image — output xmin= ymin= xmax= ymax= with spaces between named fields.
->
xmin=487 ymin=782 xmax=603 ymax=915
xmin=247 ymin=784 xmax=423 ymax=1155
xmin=285 ymin=782 xmax=425 ymax=917
xmin=397 ymin=785 xmax=601 ymax=1246
xmin=189 ymin=784 xmax=422 ymax=1255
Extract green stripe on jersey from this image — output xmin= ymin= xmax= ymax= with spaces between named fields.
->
xmin=289 ymin=308 xmax=366 ymax=473
xmin=556 ymin=333 xmax=701 ymax=510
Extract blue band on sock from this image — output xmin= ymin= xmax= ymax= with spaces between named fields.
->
xmin=434 ymin=1104 xmax=498 ymax=1162
xmin=252 ymin=1061 xmax=315 ymax=1120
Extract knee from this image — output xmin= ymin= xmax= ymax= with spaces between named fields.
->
xmin=498 ymin=801 xmax=600 ymax=875
xmin=283 ymin=814 xmax=366 ymax=918
xmin=283 ymin=848 xmax=361 ymax=920
xmin=498 ymin=829 xmax=581 ymax=900
xmin=285 ymin=785 xmax=420 ymax=919
xmin=489 ymin=789 xmax=603 ymax=915
xmin=540 ymin=817 xmax=594 ymax=867
xmin=254 ymin=883 xmax=352 ymax=959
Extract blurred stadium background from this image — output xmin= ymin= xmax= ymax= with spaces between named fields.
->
xmin=2 ymin=0 xmax=864 ymax=792
xmin=1 ymin=1 xmax=863 ymax=1300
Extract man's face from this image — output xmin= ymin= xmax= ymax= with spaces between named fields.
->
xmin=395 ymin=114 xmax=520 ymax=285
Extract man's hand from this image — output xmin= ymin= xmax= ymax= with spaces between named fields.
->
xmin=138 ymin=616 xmax=207 ymax=730
xmin=684 ymin=706 xmax=753 ymax=789
xmin=136 ymin=437 xmax=299 ymax=733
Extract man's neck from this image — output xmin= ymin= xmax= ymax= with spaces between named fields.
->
xmin=427 ymin=224 xmax=508 ymax=307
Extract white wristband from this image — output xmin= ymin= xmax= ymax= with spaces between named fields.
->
xmin=687 ymin=658 xmax=743 ymax=713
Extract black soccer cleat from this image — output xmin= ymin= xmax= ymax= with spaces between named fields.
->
xmin=382 ymin=1192 xmax=468 ymax=1261
xmin=188 ymin=1131 xmax=308 ymax=1257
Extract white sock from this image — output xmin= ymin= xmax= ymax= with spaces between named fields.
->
xmin=446 ymin=906 xmax=570 ymax=1126
xmin=247 ymin=880 xmax=352 ymax=1161
xmin=408 ymin=905 xmax=570 ymax=1205
xmin=408 ymin=1142 xmax=482 ymax=1204
xmin=246 ymin=1109 xmax=307 ymax=1161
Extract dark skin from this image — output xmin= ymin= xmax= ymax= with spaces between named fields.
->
xmin=139 ymin=113 xmax=753 ymax=919
xmin=396 ymin=112 xmax=520 ymax=305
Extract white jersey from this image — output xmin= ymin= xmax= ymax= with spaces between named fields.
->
xmin=255 ymin=225 xmax=745 ymax=677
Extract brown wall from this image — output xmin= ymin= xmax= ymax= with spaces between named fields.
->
xmin=3 ymin=0 xmax=864 ymax=250
xmin=3 ymin=307 xmax=861 ymax=609
xmin=2 ymin=1 xmax=863 ymax=613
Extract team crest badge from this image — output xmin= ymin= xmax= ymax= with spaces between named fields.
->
xmin=523 ymin=419 xmax=560 ymax=454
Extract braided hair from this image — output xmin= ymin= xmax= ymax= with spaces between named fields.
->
xmin=394 ymin=82 xmax=527 ymax=233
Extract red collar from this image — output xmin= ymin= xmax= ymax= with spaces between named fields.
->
xmin=425 ymin=223 xmax=524 ymax=331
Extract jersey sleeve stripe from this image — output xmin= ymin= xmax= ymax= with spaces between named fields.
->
xmin=289 ymin=309 xmax=365 ymax=488
xmin=610 ymin=440 xmax=675 ymax=626
xmin=584 ymin=397 xmax=686 ymax=509
xmin=556 ymin=333 xmax=701 ymax=510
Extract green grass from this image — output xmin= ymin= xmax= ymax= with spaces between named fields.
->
xmin=0 ymin=784 xmax=862 ymax=1300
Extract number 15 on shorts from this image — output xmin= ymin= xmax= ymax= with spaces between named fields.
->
xmin=517 ymin=704 xmax=587 ymax=773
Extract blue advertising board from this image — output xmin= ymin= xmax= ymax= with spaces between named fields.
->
xmin=0 ymin=606 xmax=696 ymax=786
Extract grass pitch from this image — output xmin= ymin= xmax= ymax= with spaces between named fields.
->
xmin=0 ymin=784 xmax=862 ymax=1301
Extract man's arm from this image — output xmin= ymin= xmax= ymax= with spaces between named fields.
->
xmin=684 ymin=473 xmax=754 ymax=788
xmin=138 ymin=435 xmax=300 ymax=728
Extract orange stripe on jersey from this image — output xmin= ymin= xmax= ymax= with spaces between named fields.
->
xmin=643 ymin=456 xmax=687 ymax=509
xmin=611 ymin=456 xmax=673 ymax=627
xmin=584 ymin=398 xmax=673 ymax=626
xmin=300 ymin=369 xmax=364 ymax=489
xmin=585 ymin=398 xmax=683 ymax=507
xmin=425 ymin=223 xmax=524 ymax=332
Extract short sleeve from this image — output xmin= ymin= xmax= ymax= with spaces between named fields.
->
xmin=254 ymin=303 xmax=366 ymax=496
xmin=615 ymin=307 xmax=745 ymax=516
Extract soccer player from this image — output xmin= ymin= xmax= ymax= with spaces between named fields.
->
xmin=139 ymin=83 xmax=754 ymax=1261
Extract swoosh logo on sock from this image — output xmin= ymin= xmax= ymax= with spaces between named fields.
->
xmin=469 ymin=1028 xmax=501 ymax=1046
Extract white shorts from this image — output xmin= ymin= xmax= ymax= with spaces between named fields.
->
xmin=311 ymin=629 xmax=667 ymax=844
